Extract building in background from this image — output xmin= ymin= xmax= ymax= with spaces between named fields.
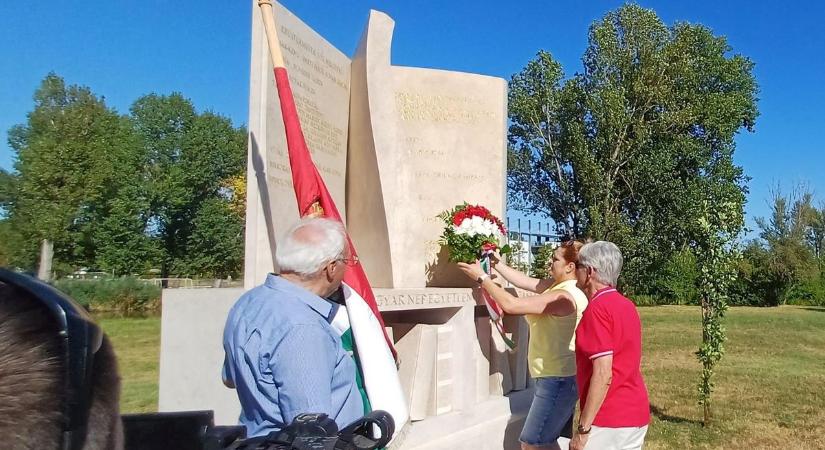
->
xmin=506 ymin=216 xmax=561 ymax=274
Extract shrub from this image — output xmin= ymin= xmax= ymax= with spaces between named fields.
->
xmin=649 ymin=248 xmax=699 ymax=305
xmin=53 ymin=277 xmax=161 ymax=313
xmin=630 ymin=294 xmax=665 ymax=307
xmin=786 ymin=277 xmax=825 ymax=306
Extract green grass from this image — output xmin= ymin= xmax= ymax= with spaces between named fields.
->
xmin=100 ymin=306 xmax=825 ymax=449
xmin=641 ymin=306 xmax=825 ymax=449
xmin=98 ymin=315 xmax=161 ymax=414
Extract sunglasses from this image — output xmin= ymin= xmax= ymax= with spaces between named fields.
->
xmin=0 ymin=268 xmax=103 ymax=450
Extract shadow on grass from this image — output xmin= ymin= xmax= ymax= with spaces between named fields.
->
xmin=800 ymin=307 xmax=825 ymax=313
xmin=650 ymin=404 xmax=703 ymax=426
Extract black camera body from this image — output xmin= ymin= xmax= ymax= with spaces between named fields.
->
xmin=123 ymin=410 xmax=394 ymax=450
xmin=225 ymin=410 xmax=393 ymax=450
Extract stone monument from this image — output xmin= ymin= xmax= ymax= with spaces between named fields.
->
xmin=159 ymin=3 xmax=533 ymax=449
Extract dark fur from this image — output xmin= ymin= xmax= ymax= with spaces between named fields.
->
xmin=0 ymin=282 xmax=123 ymax=449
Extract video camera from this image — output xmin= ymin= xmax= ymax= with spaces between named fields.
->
xmin=123 ymin=409 xmax=394 ymax=450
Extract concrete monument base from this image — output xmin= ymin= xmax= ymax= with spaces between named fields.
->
xmin=158 ymin=286 xmax=538 ymax=449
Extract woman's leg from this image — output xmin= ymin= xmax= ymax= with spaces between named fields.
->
xmin=519 ymin=376 xmax=578 ymax=449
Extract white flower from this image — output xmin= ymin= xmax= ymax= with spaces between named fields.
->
xmin=453 ymin=216 xmax=502 ymax=240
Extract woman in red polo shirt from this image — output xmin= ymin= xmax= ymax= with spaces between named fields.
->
xmin=570 ymin=241 xmax=650 ymax=450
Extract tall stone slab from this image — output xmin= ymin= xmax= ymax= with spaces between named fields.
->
xmin=244 ymin=1 xmax=351 ymax=288
xmin=158 ymin=4 xmax=533 ymax=449
xmin=348 ymin=11 xmax=508 ymax=289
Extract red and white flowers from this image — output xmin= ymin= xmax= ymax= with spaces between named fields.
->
xmin=438 ymin=203 xmax=511 ymax=263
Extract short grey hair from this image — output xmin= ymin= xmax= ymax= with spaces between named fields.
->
xmin=275 ymin=217 xmax=347 ymax=277
xmin=578 ymin=241 xmax=623 ymax=286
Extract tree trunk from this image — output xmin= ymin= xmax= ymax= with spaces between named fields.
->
xmin=37 ymin=239 xmax=53 ymax=281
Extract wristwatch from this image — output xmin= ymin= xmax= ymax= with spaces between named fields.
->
xmin=476 ymin=273 xmax=490 ymax=284
xmin=576 ymin=424 xmax=592 ymax=435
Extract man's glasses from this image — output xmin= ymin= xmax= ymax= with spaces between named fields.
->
xmin=338 ymin=255 xmax=360 ymax=267
xmin=576 ymin=263 xmax=595 ymax=273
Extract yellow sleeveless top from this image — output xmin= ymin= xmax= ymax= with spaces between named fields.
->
xmin=525 ymin=279 xmax=589 ymax=377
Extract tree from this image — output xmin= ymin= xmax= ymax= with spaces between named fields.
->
xmin=530 ymin=243 xmax=555 ymax=279
xmin=752 ymin=187 xmax=819 ymax=304
xmin=129 ymin=93 xmax=246 ymax=277
xmin=95 ymin=184 xmax=161 ymax=276
xmin=508 ymin=4 xmax=757 ymax=293
xmin=508 ymin=4 xmax=758 ymax=424
xmin=0 ymin=219 xmax=10 ymax=267
xmin=0 ymin=168 xmax=14 ymax=211
xmin=804 ymin=203 xmax=825 ymax=272
xmin=650 ymin=247 xmax=699 ymax=305
xmin=693 ymin=197 xmax=741 ymax=425
xmin=181 ymin=197 xmax=244 ymax=279
xmin=5 ymin=74 xmax=140 ymax=274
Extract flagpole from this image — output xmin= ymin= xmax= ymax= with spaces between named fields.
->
xmin=250 ymin=1 xmax=408 ymax=431
xmin=257 ymin=0 xmax=286 ymax=69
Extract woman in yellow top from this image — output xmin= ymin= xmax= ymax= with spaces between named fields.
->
xmin=458 ymin=241 xmax=588 ymax=450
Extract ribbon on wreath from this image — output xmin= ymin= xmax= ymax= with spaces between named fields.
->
xmin=479 ymin=247 xmax=516 ymax=350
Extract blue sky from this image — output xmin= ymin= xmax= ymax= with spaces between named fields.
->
xmin=1 ymin=1 xmax=823 ymax=236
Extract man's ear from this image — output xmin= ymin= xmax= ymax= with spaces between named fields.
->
xmin=324 ymin=260 xmax=338 ymax=281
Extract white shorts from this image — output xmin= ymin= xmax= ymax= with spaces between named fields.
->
xmin=584 ymin=425 xmax=648 ymax=450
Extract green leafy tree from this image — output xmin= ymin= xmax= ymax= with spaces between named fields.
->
xmin=182 ymin=197 xmax=244 ymax=278
xmin=0 ymin=219 xmax=11 ymax=267
xmin=508 ymin=4 xmax=757 ymax=293
xmin=508 ymin=4 xmax=757 ymax=423
xmin=129 ymin=93 xmax=246 ymax=277
xmin=753 ymin=188 xmax=819 ymax=304
xmin=693 ymin=196 xmax=742 ymax=424
xmin=650 ymin=247 xmax=699 ymax=305
xmin=95 ymin=184 xmax=162 ymax=276
xmin=730 ymin=241 xmax=774 ymax=306
xmin=803 ymin=202 xmax=825 ymax=274
xmin=0 ymin=170 xmax=15 ymax=266
xmin=5 ymin=74 xmax=140 ymax=274
xmin=0 ymin=168 xmax=15 ymax=210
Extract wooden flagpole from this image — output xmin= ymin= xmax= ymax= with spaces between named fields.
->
xmin=257 ymin=0 xmax=286 ymax=69
xmin=256 ymin=0 xmax=323 ymax=217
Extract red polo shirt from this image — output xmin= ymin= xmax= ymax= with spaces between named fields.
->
xmin=575 ymin=287 xmax=650 ymax=427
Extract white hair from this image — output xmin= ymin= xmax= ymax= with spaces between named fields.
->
xmin=578 ymin=241 xmax=623 ymax=286
xmin=275 ymin=217 xmax=347 ymax=278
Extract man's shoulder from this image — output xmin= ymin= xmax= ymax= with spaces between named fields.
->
xmin=228 ymin=281 xmax=323 ymax=327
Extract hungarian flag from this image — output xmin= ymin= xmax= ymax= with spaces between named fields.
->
xmin=272 ymin=67 xmax=409 ymax=435
xmin=272 ymin=68 xmax=395 ymax=358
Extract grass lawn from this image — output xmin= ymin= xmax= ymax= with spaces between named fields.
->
xmin=98 ymin=315 xmax=161 ymax=414
xmin=99 ymin=306 xmax=825 ymax=449
xmin=641 ymin=306 xmax=825 ymax=449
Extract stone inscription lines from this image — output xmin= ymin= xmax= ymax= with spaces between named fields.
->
xmin=262 ymin=22 xmax=349 ymax=191
xmin=399 ymin=112 xmax=499 ymax=263
xmin=280 ymin=26 xmax=349 ymax=92
xmin=394 ymin=92 xmax=495 ymax=124
xmin=376 ymin=291 xmax=474 ymax=307
xmin=275 ymin=23 xmax=348 ymax=168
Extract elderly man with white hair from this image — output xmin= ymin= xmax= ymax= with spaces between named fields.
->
xmin=569 ymin=241 xmax=650 ymax=450
xmin=221 ymin=217 xmax=364 ymax=437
